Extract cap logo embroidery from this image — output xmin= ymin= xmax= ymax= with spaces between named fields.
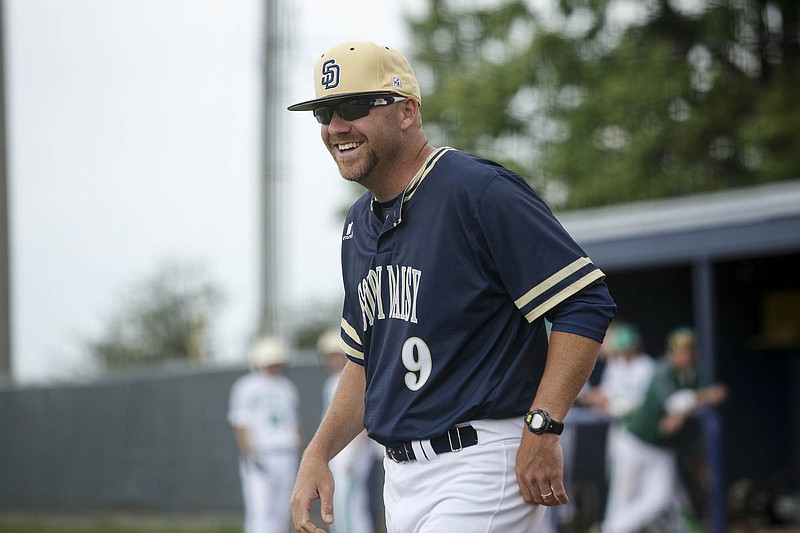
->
xmin=321 ymin=59 xmax=340 ymax=90
xmin=392 ymin=76 xmax=402 ymax=88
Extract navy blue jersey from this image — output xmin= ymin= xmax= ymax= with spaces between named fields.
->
xmin=338 ymin=148 xmax=615 ymax=447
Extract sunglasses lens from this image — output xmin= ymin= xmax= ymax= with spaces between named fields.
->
xmin=314 ymin=107 xmax=334 ymax=125
xmin=314 ymin=101 xmax=374 ymax=124
xmin=337 ymin=103 xmax=371 ymax=121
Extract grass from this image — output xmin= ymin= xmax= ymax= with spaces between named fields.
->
xmin=0 ymin=514 xmax=244 ymax=533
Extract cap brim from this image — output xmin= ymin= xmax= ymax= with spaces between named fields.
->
xmin=287 ymin=90 xmax=401 ymax=111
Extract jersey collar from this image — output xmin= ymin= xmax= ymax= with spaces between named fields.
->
xmin=369 ymin=147 xmax=455 ymax=230
xmin=403 ymin=147 xmax=454 ymax=203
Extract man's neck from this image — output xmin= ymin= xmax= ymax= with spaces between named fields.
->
xmin=369 ymin=141 xmax=437 ymax=202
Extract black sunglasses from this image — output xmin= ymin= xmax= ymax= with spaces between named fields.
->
xmin=313 ymin=96 xmax=407 ymax=125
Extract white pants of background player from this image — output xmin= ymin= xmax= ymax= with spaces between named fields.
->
xmin=601 ymin=428 xmax=679 ymax=533
xmin=383 ymin=418 xmax=548 ymax=533
xmin=329 ymin=432 xmax=376 ymax=533
xmin=239 ymin=449 xmax=299 ymax=533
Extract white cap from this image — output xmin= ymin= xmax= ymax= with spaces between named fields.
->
xmin=249 ymin=336 xmax=289 ymax=368
xmin=316 ymin=329 xmax=343 ymax=355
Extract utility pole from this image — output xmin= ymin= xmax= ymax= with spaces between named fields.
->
xmin=259 ymin=0 xmax=282 ymax=336
xmin=0 ymin=1 xmax=12 ymax=378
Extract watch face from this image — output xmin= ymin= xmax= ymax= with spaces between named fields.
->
xmin=531 ymin=412 xmax=545 ymax=429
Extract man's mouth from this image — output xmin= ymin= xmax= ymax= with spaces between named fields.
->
xmin=337 ymin=141 xmax=362 ymax=152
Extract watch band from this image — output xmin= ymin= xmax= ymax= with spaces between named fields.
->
xmin=524 ymin=408 xmax=564 ymax=435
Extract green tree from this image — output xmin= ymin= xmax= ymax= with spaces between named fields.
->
xmin=409 ymin=0 xmax=800 ymax=209
xmin=88 ymin=260 xmax=224 ymax=369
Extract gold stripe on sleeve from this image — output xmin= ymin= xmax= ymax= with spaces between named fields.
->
xmin=340 ymin=318 xmax=365 ymax=360
xmin=514 ymin=257 xmax=593 ymax=309
xmin=523 ymin=269 xmax=606 ymax=323
xmin=341 ymin=317 xmax=362 ymax=346
xmin=343 ymin=343 xmax=365 ymax=361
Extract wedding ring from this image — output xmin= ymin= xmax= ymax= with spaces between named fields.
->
xmin=540 ymin=490 xmax=553 ymax=498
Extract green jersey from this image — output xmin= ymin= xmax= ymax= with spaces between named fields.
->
xmin=625 ymin=358 xmax=702 ymax=448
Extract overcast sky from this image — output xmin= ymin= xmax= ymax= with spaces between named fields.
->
xmin=5 ymin=0 xmax=420 ymax=382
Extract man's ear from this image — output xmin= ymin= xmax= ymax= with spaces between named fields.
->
xmin=399 ymin=98 xmax=421 ymax=130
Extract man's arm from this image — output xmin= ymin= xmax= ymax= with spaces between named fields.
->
xmin=515 ymin=330 xmax=601 ymax=507
xmin=233 ymin=426 xmax=253 ymax=455
xmin=659 ymin=383 xmax=728 ymax=435
xmin=291 ymin=360 xmax=367 ymax=533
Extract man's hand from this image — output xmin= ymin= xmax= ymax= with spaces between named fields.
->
xmin=579 ymin=387 xmax=610 ymax=411
xmin=290 ymin=453 xmax=335 ymax=532
xmin=697 ymin=383 xmax=728 ymax=406
xmin=659 ymin=411 xmax=689 ymax=435
xmin=243 ymin=452 xmax=267 ymax=473
xmin=515 ymin=431 xmax=568 ymax=507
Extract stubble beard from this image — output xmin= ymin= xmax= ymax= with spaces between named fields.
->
xmin=334 ymin=146 xmax=380 ymax=185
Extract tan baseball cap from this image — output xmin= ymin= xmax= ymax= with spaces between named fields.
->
xmin=288 ymin=41 xmax=421 ymax=111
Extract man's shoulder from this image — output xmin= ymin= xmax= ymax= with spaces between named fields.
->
xmin=435 ymin=148 xmax=510 ymax=178
xmin=428 ymin=149 xmax=528 ymax=196
xmin=632 ymin=353 xmax=657 ymax=369
xmin=229 ymin=372 xmax=257 ymax=396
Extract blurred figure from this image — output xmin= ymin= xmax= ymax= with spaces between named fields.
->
xmin=228 ymin=336 xmax=301 ymax=533
xmin=602 ymin=328 xmax=728 ymax=533
xmin=581 ymin=321 xmax=656 ymax=461
xmin=581 ymin=322 xmax=655 ymax=422
xmin=318 ymin=329 xmax=376 ymax=533
xmin=576 ymin=322 xmax=655 ymax=530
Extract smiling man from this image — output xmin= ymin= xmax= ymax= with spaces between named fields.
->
xmin=288 ymin=41 xmax=616 ymax=533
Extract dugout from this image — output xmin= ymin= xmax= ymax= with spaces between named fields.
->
xmin=1 ymin=182 xmax=797 ymax=531
xmin=557 ymin=180 xmax=800 ymax=532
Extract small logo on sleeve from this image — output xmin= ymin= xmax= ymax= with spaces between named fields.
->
xmin=343 ymin=222 xmax=354 ymax=241
xmin=321 ymin=59 xmax=340 ymax=90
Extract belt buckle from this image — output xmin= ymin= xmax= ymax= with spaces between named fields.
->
xmin=386 ymin=446 xmax=402 ymax=463
xmin=387 ymin=443 xmax=411 ymax=463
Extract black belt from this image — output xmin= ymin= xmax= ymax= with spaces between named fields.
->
xmin=385 ymin=425 xmax=479 ymax=463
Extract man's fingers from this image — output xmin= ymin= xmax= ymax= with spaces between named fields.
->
xmin=538 ymin=482 xmax=568 ymax=506
xmin=319 ymin=481 xmax=335 ymax=525
xmin=517 ymin=472 xmax=535 ymax=503
xmin=517 ymin=468 xmax=569 ymax=506
xmin=291 ymin=488 xmax=325 ymax=532
xmin=552 ymin=482 xmax=569 ymax=505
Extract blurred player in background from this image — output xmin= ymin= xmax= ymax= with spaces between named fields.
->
xmin=228 ymin=336 xmax=301 ymax=533
xmin=288 ymin=41 xmax=616 ymax=533
xmin=580 ymin=321 xmax=656 ymax=474
xmin=601 ymin=327 xmax=728 ymax=533
xmin=581 ymin=322 xmax=655 ymax=423
xmin=318 ymin=329 xmax=376 ymax=533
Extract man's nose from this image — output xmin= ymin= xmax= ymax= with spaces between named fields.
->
xmin=326 ymin=111 xmax=352 ymax=133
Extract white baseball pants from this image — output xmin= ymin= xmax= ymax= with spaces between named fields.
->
xmin=329 ymin=436 xmax=376 ymax=533
xmin=239 ymin=450 xmax=299 ymax=533
xmin=602 ymin=428 xmax=678 ymax=533
xmin=382 ymin=418 xmax=548 ymax=533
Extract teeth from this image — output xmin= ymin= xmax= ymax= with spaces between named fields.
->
xmin=338 ymin=142 xmax=360 ymax=151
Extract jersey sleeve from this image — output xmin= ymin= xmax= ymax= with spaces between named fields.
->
xmin=473 ymin=170 xmax=614 ymax=339
xmin=546 ymin=279 xmax=617 ymax=342
xmin=339 ymin=314 xmax=365 ymax=365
